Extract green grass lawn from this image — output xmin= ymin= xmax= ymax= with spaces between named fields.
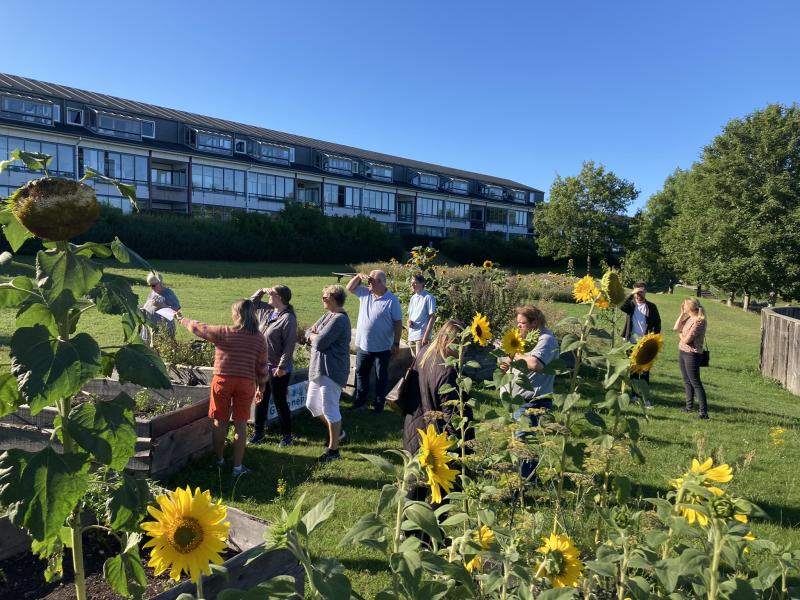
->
xmin=2 ymin=260 xmax=799 ymax=597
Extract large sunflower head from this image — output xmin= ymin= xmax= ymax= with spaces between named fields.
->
xmin=417 ymin=424 xmax=459 ymax=504
xmin=502 ymin=328 xmax=525 ymax=357
xmin=601 ymin=269 xmax=626 ymax=306
xmin=141 ymin=486 xmax=230 ymax=582
xmin=690 ymin=457 xmax=733 ymax=485
xmin=470 ymin=313 xmax=492 ymax=347
xmin=629 ymin=333 xmax=664 ymax=374
xmin=573 ymin=275 xmax=600 ymax=304
xmin=483 ymin=260 xmax=493 ymax=269
xmin=11 ymin=177 xmax=100 ymax=241
xmin=535 ymin=533 xmax=584 ymax=588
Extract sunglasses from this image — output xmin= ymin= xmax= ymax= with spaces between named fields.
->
xmin=322 ymin=296 xmax=330 ymax=300
xmin=149 ymin=284 xmax=158 ymax=289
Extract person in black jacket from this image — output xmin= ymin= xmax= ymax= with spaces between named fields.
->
xmin=620 ymin=282 xmax=662 ymax=396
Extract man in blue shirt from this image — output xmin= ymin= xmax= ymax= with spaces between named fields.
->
xmin=347 ymin=270 xmax=403 ymax=413
xmin=406 ymin=274 xmax=436 ymax=358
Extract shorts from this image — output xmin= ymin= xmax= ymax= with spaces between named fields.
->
xmin=209 ymin=374 xmax=256 ymax=422
xmin=306 ymin=375 xmax=342 ymax=423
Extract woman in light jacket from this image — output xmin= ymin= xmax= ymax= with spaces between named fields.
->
xmin=306 ymin=285 xmax=351 ymax=462
xmin=673 ymin=297 xmax=709 ymax=419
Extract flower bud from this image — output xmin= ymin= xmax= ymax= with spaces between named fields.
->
xmin=711 ymin=496 xmax=735 ymax=519
xmin=601 ymin=269 xmax=627 ymax=306
xmin=11 ymin=177 xmax=100 ymax=241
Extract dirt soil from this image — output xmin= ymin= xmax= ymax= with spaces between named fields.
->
xmin=0 ymin=528 xmax=210 ymax=599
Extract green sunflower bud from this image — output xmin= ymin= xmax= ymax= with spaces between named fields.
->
xmin=601 ymin=269 xmax=626 ymax=306
xmin=711 ymin=495 xmax=735 ymax=519
xmin=11 ymin=177 xmax=100 ymax=241
xmin=611 ymin=506 xmax=632 ymax=529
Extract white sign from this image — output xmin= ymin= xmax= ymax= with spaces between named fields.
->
xmin=156 ymin=307 xmax=177 ymax=321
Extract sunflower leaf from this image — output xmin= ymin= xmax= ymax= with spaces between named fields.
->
xmin=0 ymin=207 xmax=34 ymax=252
xmin=0 ymin=275 xmax=36 ymax=308
xmin=360 ymin=453 xmax=397 ymax=477
xmin=301 ymin=494 xmax=336 ymax=536
xmin=36 ymin=249 xmax=103 ymax=304
xmin=103 ymin=538 xmax=146 ymax=600
xmin=115 ymin=343 xmax=171 ymax=389
xmin=107 ymin=472 xmax=152 ymax=531
xmin=0 ymin=372 xmax=23 ymax=418
xmin=66 ymin=392 xmax=136 ymax=470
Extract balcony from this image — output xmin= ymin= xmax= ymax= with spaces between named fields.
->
xmin=151 ymin=184 xmax=187 ymax=204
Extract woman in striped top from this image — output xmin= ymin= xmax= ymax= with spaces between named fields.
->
xmin=179 ymin=299 xmax=267 ymax=476
xmin=673 ymin=297 xmax=709 ymax=419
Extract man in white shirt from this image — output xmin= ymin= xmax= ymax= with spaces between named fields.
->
xmin=406 ymin=274 xmax=436 ymax=358
xmin=620 ymin=281 xmax=662 ymax=406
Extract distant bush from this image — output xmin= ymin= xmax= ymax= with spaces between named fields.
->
xmin=76 ymin=204 xmax=404 ymax=263
xmin=439 ymin=235 xmax=547 ymax=267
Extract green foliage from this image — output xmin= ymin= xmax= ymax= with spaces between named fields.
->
xmin=439 ymin=235 xmax=546 ymax=268
xmin=534 ymin=160 xmax=637 ymax=272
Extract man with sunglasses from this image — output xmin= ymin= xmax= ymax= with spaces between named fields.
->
xmin=140 ymin=271 xmax=181 ymax=342
xmin=347 ymin=270 xmax=403 ymax=413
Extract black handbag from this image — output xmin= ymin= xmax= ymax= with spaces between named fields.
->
xmin=700 ymin=343 xmax=710 ymax=367
xmin=386 ymin=360 xmax=421 ymax=416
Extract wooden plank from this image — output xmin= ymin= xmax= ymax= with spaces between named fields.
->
xmin=149 ymin=398 xmax=211 ymax=439
xmin=787 ymin=319 xmax=800 ymax=395
xmin=0 ymin=515 xmax=32 ymax=561
xmin=148 ymin=417 xmax=213 ymax=479
xmin=0 ymin=423 xmax=53 ymax=453
xmin=774 ymin=318 xmax=790 ymax=384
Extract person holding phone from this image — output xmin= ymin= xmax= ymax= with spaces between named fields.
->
xmin=674 ymin=297 xmax=709 ymax=419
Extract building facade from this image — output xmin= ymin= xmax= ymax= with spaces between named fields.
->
xmin=0 ymin=73 xmax=543 ymax=239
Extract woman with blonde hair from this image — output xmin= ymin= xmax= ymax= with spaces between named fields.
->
xmin=673 ymin=297 xmax=709 ymax=419
xmin=402 ymin=320 xmax=473 ymax=456
xmin=178 ymin=299 xmax=268 ymax=476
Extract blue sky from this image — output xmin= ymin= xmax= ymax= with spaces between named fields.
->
xmin=3 ymin=0 xmax=799 ymax=211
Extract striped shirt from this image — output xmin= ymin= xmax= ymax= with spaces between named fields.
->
xmin=180 ymin=318 xmax=268 ymax=383
xmin=677 ymin=317 xmax=706 ymax=354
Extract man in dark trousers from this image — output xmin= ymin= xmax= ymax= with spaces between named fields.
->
xmin=620 ymin=281 xmax=661 ymax=406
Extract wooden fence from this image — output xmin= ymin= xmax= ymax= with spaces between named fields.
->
xmin=760 ymin=307 xmax=800 ymax=395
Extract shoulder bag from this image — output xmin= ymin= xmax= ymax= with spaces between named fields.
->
xmin=700 ymin=342 xmax=710 ymax=367
xmin=386 ymin=359 xmax=421 ymax=416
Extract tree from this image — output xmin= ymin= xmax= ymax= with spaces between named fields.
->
xmin=663 ymin=104 xmax=800 ymax=303
xmin=622 ymin=169 xmax=686 ymax=291
xmin=534 ymin=160 xmax=638 ymax=272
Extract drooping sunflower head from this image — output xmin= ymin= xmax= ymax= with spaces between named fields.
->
xmin=11 ymin=177 xmax=100 ymax=241
xmin=690 ymin=457 xmax=733 ymax=485
xmin=464 ymin=525 xmax=496 ymax=572
xmin=417 ymin=424 xmax=459 ymax=504
xmin=601 ymin=269 xmax=627 ymax=306
xmin=502 ymin=328 xmax=525 ymax=357
xmin=573 ymin=275 xmax=600 ymax=304
xmin=535 ymin=532 xmax=584 ymax=588
xmin=470 ymin=313 xmax=492 ymax=347
xmin=629 ymin=333 xmax=664 ymax=374
xmin=594 ymin=292 xmax=610 ymax=310
xmin=483 ymin=260 xmax=493 ymax=269
xmin=141 ymin=486 xmax=230 ymax=582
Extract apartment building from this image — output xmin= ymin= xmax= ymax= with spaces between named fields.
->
xmin=0 ymin=73 xmax=543 ymax=239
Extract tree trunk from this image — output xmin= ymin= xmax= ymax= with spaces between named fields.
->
xmin=743 ymin=291 xmax=751 ymax=312
xmin=727 ymin=292 xmax=734 ymax=307
xmin=696 ymin=284 xmax=702 ymax=298
xmin=586 ymin=249 xmax=591 ymax=275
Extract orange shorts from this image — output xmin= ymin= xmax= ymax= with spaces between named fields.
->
xmin=209 ymin=374 xmax=256 ymax=422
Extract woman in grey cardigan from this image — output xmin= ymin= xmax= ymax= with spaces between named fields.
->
xmin=306 ymin=284 xmax=352 ymax=462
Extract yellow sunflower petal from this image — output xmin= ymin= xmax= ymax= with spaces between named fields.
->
xmin=470 ymin=313 xmax=492 ymax=347
xmin=573 ymin=275 xmax=600 ymax=304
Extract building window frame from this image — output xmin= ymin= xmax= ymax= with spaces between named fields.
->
xmin=412 ymin=172 xmax=439 ymax=189
xmin=0 ymin=93 xmax=55 ymax=126
xmin=366 ymin=162 xmax=393 ymax=182
xmin=253 ymin=141 xmax=293 ymax=165
xmin=321 ymin=154 xmax=357 ymax=176
xmin=66 ymin=107 xmax=84 ymax=126
xmin=185 ymin=127 xmax=233 ymax=156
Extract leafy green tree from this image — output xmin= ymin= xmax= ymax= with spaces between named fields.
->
xmin=534 ymin=160 xmax=638 ymax=273
xmin=622 ymin=169 xmax=686 ymax=290
xmin=664 ymin=104 xmax=800 ymax=302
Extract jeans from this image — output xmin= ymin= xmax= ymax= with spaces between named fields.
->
xmin=679 ymin=351 xmax=707 ymax=416
xmin=513 ymin=397 xmax=553 ymax=481
xmin=253 ymin=372 xmax=292 ymax=437
xmin=354 ymin=348 xmax=391 ymax=409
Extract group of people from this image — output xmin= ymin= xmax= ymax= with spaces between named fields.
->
xmin=140 ymin=269 xmax=710 ymax=478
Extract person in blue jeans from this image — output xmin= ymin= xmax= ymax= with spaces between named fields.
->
xmin=500 ymin=305 xmax=560 ymax=482
xmin=347 ymin=270 xmax=402 ymax=413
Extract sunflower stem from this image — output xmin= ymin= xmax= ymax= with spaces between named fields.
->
xmin=708 ymin=519 xmax=723 ymax=600
xmin=196 ymin=574 xmax=205 ymax=600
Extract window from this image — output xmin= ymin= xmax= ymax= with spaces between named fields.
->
xmin=416 ymin=196 xmax=444 ymax=217
xmin=79 ymin=147 xmax=148 ymax=182
xmin=481 ymin=184 xmax=503 ymax=199
xmin=66 ymin=108 xmax=84 ymax=125
xmin=445 ymin=179 xmax=469 ymax=194
xmin=246 ymin=172 xmax=294 ymax=200
xmin=141 ymin=120 xmax=155 ymax=138
xmin=324 ymin=183 xmax=360 ymax=208
xmin=362 ymin=189 xmax=395 ymax=213
xmin=234 ymin=139 xmax=247 ymax=154
xmin=254 ymin=141 xmax=293 ymax=165
xmin=512 ymin=189 xmax=527 ymax=203
xmin=445 ymin=200 xmax=469 ymax=221
xmin=509 ymin=210 xmax=528 ymax=227
xmin=486 ymin=207 xmax=508 ymax=224
xmin=52 ymin=105 xmax=61 ymax=123
xmin=322 ymin=155 xmax=355 ymax=175
xmin=152 ymin=168 xmax=187 ymax=187
xmin=95 ymin=112 xmax=146 ymax=140
xmin=366 ymin=162 xmax=393 ymax=182
xmin=413 ymin=172 xmax=439 ymax=189
xmin=186 ymin=128 xmax=233 ymax=155
xmin=0 ymin=135 xmax=74 ymax=176
xmin=416 ymin=225 xmax=445 ymax=238
xmin=1 ymin=94 xmax=55 ymax=126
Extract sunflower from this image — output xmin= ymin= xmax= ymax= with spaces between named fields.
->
xmin=141 ymin=486 xmax=230 ymax=582
xmin=464 ymin=525 xmax=495 ymax=573
xmin=629 ymin=333 xmax=664 ymax=373
xmin=502 ymin=329 xmax=525 ymax=357
xmin=601 ymin=269 xmax=626 ymax=306
xmin=470 ymin=313 xmax=492 ymax=347
xmin=535 ymin=532 xmax=583 ymax=588
xmin=689 ymin=457 xmax=733 ymax=485
xmin=483 ymin=260 xmax=493 ymax=269
xmin=573 ymin=275 xmax=600 ymax=304
xmin=594 ymin=292 xmax=610 ymax=310
xmin=417 ymin=424 xmax=459 ymax=504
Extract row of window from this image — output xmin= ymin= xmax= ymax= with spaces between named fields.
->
xmin=246 ymin=172 xmax=295 ymax=200
xmin=191 ymin=164 xmax=246 ymax=195
xmin=81 ymin=148 xmax=149 ymax=183
xmin=0 ymin=134 xmax=74 ymax=175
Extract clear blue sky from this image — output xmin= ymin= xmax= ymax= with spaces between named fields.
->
xmin=4 ymin=0 xmax=799 ymax=211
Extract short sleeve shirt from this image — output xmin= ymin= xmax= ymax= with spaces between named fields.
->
xmin=510 ymin=327 xmax=560 ymax=400
xmin=631 ymin=303 xmax=648 ymax=342
xmin=353 ymin=287 xmax=403 ymax=352
xmin=407 ymin=290 xmax=436 ymax=342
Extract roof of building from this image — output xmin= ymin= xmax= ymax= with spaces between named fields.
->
xmin=0 ymin=73 xmax=541 ymax=193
